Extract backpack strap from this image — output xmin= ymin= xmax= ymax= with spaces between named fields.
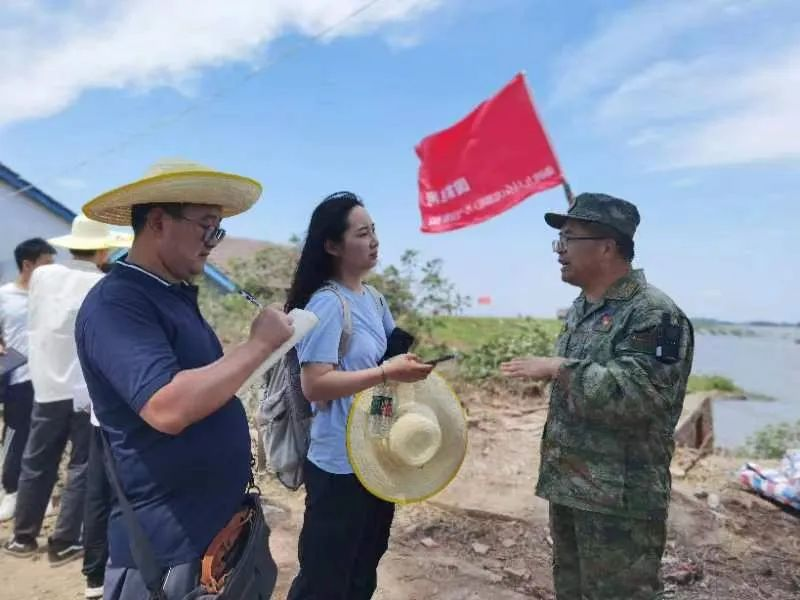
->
xmin=363 ymin=284 xmax=385 ymax=318
xmin=318 ymin=284 xmax=352 ymax=365
xmin=100 ymin=432 xmax=167 ymax=600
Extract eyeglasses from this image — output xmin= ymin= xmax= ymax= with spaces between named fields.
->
xmin=552 ymin=235 xmax=608 ymax=253
xmin=175 ymin=216 xmax=226 ymax=247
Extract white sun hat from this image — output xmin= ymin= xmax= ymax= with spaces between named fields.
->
xmin=347 ymin=373 xmax=468 ymax=504
xmin=48 ymin=214 xmax=133 ymax=250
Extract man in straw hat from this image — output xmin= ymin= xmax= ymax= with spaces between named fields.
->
xmin=4 ymin=215 xmax=129 ymax=569
xmin=501 ymin=193 xmax=694 ymax=599
xmin=74 ymin=159 xmax=293 ymax=599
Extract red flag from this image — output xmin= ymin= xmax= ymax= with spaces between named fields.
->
xmin=416 ymin=73 xmax=564 ymax=233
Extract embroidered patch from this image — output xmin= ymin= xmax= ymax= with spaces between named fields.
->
xmin=593 ymin=313 xmax=614 ymax=332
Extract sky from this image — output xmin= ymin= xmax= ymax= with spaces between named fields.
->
xmin=1 ymin=0 xmax=798 ymax=323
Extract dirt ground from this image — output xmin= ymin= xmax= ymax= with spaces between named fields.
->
xmin=0 ymin=389 xmax=798 ymax=599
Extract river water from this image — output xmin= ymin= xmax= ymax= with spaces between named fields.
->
xmin=692 ymin=326 xmax=800 ymax=448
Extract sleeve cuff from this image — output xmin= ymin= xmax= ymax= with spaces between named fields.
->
xmin=130 ymin=371 xmax=177 ymax=414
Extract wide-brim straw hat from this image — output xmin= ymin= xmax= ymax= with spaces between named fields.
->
xmin=82 ymin=158 xmax=262 ymax=226
xmin=48 ymin=215 xmax=133 ymax=250
xmin=347 ymin=373 xmax=468 ymax=504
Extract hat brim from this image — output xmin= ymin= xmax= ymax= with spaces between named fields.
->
xmin=48 ymin=232 xmax=133 ymax=250
xmin=82 ymin=171 xmax=262 ymax=226
xmin=347 ymin=373 xmax=468 ymax=505
xmin=545 ymin=212 xmax=605 ymax=230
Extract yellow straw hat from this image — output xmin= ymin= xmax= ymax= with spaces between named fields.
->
xmin=347 ymin=373 xmax=468 ymax=504
xmin=48 ymin=214 xmax=133 ymax=250
xmin=82 ymin=158 xmax=262 ymax=226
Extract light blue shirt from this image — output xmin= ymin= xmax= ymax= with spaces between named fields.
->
xmin=297 ymin=282 xmax=394 ymax=474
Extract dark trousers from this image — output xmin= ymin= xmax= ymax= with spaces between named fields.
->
xmin=14 ymin=399 xmax=90 ymax=546
xmin=1 ymin=381 xmax=34 ymax=494
xmin=550 ymin=503 xmax=667 ymax=600
xmin=104 ymin=561 xmax=199 ymax=600
xmin=287 ymin=459 xmax=395 ymax=600
xmin=83 ymin=426 xmax=111 ymax=585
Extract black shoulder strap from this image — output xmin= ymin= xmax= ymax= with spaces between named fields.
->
xmin=100 ymin=433 xmax=167 ymax=600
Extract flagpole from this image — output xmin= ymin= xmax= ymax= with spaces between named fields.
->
xmin=562 ymin=180 xmax=575 ymax=207
xmin=520 ymin=70 xmax=574 ymax=208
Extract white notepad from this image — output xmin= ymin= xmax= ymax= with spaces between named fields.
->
xmin=241 ymin=308 xmax=319 ymax=390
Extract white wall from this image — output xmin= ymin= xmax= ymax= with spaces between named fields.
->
xmin=0 ymin=182 xmax=73 ymax=283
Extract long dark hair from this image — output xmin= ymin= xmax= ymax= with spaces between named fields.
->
xmin=285 ymin=192 xmax=364 ymax=311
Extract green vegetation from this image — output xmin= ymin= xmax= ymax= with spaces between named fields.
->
xmin=428 ymin=316 xmax=561 ymax=352
xmin=458 ymin=322 xmax=556 ymax=381
xmin=687 ymin=374 xmax=741 ymax=394
xmin=738 ymin=420 xmax=800 ymax=459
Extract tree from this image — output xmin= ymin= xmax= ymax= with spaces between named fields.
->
xmin=369 ymin=249 xmax=470 ymax=352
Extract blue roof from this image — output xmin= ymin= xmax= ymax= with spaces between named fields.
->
xmin=2 ymin=162 xmax=239 ymax=294
xmin=0 ymin=162 xmax=76 ymax=222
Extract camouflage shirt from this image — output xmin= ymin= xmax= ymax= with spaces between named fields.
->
xmin=536 ymin=269 xmax=694 ymax=519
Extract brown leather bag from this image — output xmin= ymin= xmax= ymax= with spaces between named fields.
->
xmin=201 ymin=507 xmax=253 ymax=593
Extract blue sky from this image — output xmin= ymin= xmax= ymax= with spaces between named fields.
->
xmin=1 ymin=0 xmax=798 ymax=323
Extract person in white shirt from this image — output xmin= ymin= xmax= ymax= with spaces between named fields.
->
xmin=3 ymin=215 xmax=130 ymax=568
xmin=0 ymin=239 xmax=57 ymax=522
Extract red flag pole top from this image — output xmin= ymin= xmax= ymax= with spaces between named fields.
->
xmin=416 ymin=73 xmax=571 ymax=233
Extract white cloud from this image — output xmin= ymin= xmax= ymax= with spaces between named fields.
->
xmin=0 ymin=0 xmax=445 ymax=127
xmin=554 ymin=0 xmax=800 ymax=168
xmin=551 ymin=0 xmax=748 ymax=103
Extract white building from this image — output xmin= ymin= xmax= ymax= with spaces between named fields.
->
xmin=0 ymin=162 xmax=76 ymax=282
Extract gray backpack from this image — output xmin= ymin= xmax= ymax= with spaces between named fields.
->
xmin=257 ymin=284 xmax=382 ymax=490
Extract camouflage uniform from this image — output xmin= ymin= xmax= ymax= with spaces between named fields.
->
xmin=539 ymin=194 xmax=695 ymax=600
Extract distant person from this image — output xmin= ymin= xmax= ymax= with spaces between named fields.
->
xmin=0 ymin=238 xmax=56 ymax=522
xmin=501 ymin=193 xmax=694 ymax=599
xmin=76 ymin=159 xmax=292 ymax=599
xmin=80 ymin=392 xmax=111 ymax=599
xmin=285 ymin=192 xmax=432 ymax=600
xmin=3 ymin=216 xmax=127 ymax=567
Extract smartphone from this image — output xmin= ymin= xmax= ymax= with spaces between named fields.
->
xmin=424 ymin=354 xmax=456 ymax=367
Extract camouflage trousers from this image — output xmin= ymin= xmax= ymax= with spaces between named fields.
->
xmin=549 ymin=503 xmax=666 ymax=600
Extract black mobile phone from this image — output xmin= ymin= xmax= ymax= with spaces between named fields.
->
xmin=424 ymin=354 xmax=456 ymax=367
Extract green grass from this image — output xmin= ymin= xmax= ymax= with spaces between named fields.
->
xmin=687 ymin=374 xmax=741 ymax=394
xmin=430 ymin=316 xmax=562 ymax=351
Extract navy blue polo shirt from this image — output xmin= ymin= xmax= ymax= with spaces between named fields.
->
xmin=75 ymin=259 xmax=251 ymax=568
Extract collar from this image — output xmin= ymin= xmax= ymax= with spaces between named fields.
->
xmin=603 ymin=269 xmax=646 ymax=301
xmin=63 ymin=259 xmax=102 ymax=274
xmin=116 ymin=258 xmax=171 ymax=287
xmin=574 ymin=269 xmax=646 ymax=314
xmin=115 ymin=257 xmax=198 ymax=298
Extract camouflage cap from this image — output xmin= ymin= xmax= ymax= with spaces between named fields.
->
xmin=545 ymin=193 xmax=640 ymax=239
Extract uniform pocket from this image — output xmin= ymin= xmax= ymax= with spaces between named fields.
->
xmin=552 ymin=424 xmax=626 ymax=510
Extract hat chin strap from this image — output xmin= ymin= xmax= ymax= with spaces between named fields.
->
xmin=386 ymin=405 xmax=442 ymax=468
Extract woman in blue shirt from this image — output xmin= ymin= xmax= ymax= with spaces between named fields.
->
xmin=286 ymin=192 xmax=432 ymax=600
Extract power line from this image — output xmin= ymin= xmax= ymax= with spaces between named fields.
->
xmin=2 ymin=0 xmax=388 ymax=203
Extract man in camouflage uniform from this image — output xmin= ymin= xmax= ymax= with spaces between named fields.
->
xmin=501 ymin=193 xmax=694 ymax=599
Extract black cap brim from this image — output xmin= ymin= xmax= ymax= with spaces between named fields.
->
xmin=544 ymin=212 xmax=602 ymax=230
xmin=544 ymin=213 xmax=567 ymax=229
xmin=544 ymin=212 xmax=568 ymax=229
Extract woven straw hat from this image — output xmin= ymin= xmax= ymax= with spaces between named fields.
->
xmin=347 ymin=373 xmax=468 ymax=504
xmin=48 ymin=214 xmax=133 ymax=250
xmin=82 ymin=158 xmax=262 ymax=226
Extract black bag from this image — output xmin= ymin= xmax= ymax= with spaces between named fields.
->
xmin=383 ymin=327 xmax=415 ymax=362
xmin=100 ymin=435 xmax=277 ymax=599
